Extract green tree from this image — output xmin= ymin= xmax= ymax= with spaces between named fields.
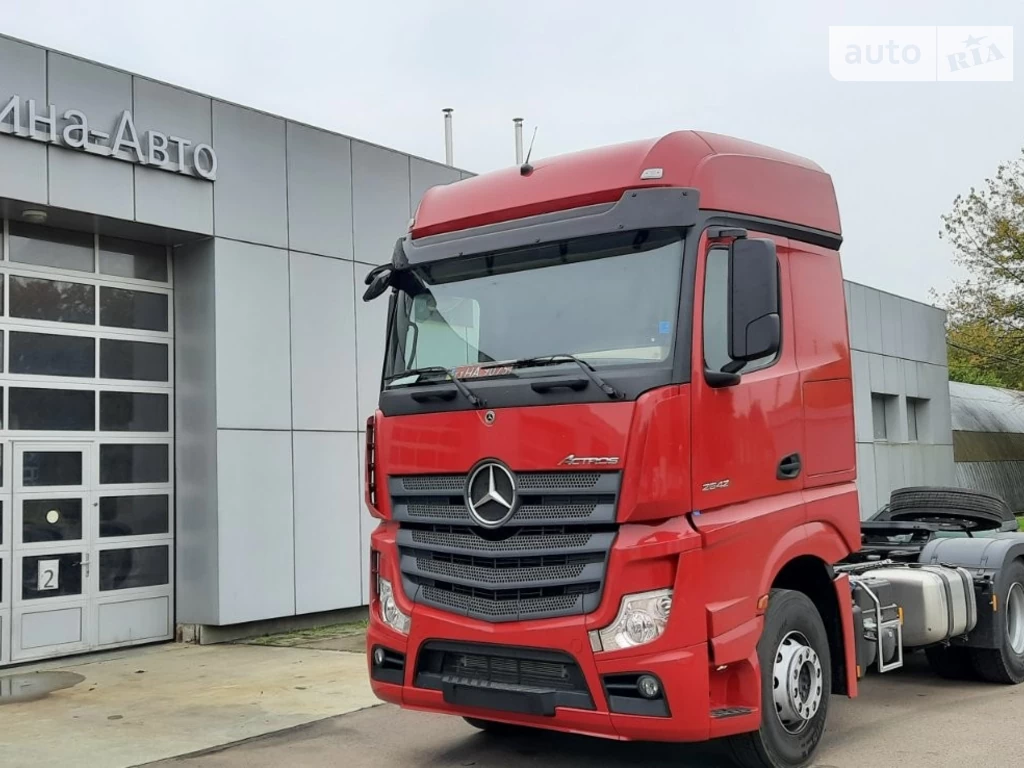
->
xmin=940 ymin=150 xmax=1024 ymax=390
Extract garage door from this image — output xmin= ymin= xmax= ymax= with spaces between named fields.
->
xmin=0 ymin=219 xmax=174 ymax=665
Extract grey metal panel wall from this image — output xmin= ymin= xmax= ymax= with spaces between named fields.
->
xmin=217 ymin=429 xmax=295 ymax=624
xmin=0 ymin=33 xmax=469 ymax=626
xmin=49 ymin=148 xmax=135 ymax=218
xmin=289 ymin=251 xmax=358 ymax=432
xmin=214 ymin=239 xmax=292 ymax=430
xmin=172 ymin=238 xmax=219 ymax=625
xmin=286 ymin=123 xmax=353 ymax=259
xmin=133 ymin=77 xmax=213 ymax=234
xmin=293 ymin=431 xmax=362 ymax=613
xmin=47 ymin=53 xmax=135 ymax=218
xmin=0 ymin=37 xmax=47 ymax=204
xmin=212 ymin=102 xmax=288 ymax=248
xmin=845 ymin=281 xmax=954 ymax=517
xmin=352 ymin=141 xmax=411 ymax=266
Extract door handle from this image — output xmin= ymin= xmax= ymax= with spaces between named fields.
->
xmin=74 ymin=553 xmax=91 ymax=577
xmin=777 ymin=453 xmax=802 ymax=480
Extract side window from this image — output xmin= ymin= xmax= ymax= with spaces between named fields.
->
xmin=406 ymin=294 xmax=481 ymax=369
xmin=702 ymin=247 xmax=779 ymax=375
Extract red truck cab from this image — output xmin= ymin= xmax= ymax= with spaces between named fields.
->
xmin=363 ymin=131 xmax=862 ymax=768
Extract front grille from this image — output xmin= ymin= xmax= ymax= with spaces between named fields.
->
xmin=409 ymin=527 xmax=602 ymax=554
xmin=400 ymin=472 xmax=605 ymax=494
xmin=391 ymin=470 xmax=620 ymax=622
xmin=420 ymin=586 xmax=581 ymax=619
xmin=405 ymin=500 xmax=605 ymax=524
xmin=415 ymin=641 xmax=594 ymax=710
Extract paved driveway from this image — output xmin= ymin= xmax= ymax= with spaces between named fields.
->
xmin=155 ymin=651 xmax=1024 ymax=768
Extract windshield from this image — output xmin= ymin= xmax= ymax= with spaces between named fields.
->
xmin=384 ymin=229 xmax=684 ymax=383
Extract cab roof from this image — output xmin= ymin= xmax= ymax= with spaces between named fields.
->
xmin=411 ymin=130 xmax=841 ymax=241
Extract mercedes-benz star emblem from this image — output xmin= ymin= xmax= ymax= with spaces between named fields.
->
xmin=465 ymin=461 xmax=518 ymax=528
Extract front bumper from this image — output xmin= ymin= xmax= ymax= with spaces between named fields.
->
xmin=366 ymin=523 xmax=762 ymax=743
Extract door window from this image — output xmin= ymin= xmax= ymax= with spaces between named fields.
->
xmin=22 ymin=553 xmax=83 ymax=599
xmin=22 ymin=499 xmax=83 ymax=543
xmin=22 ymin=451 xmax=83 ymax=487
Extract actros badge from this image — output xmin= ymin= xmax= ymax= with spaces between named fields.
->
xmin=559 ymin=454 xmax=620 ymax=466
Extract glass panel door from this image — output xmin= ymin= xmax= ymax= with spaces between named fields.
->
xmin=10 ymin=442 xmax=93 ymax=662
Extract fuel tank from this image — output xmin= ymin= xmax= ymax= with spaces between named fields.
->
xmin=865 ymin=565 xmax=977 ymax=647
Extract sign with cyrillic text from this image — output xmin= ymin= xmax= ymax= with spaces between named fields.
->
xmin=0 ymin=94 xmax=217 ymax=180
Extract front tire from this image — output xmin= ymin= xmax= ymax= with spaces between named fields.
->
xmin=971 ymin=559 xmax=1024 ymax=684
xmin=726 ymin=589 xmax=831 ymax=768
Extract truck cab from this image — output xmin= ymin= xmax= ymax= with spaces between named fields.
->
xmin=361 ymin=131 xmax=1024 ymax=768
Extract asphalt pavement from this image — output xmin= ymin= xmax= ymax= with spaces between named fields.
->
xmin=154 ymin=651 xmax=1024 ymax=768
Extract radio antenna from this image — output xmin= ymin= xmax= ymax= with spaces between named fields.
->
xmin=525 ymin=126 xmax=538 ymax=164
xmin=520 ymin=126 xmax=538 ymax=176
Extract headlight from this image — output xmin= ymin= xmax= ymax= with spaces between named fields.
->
xmin=378 ymin=577 xmax=411 ymax=634
xmin=590 ymin=589 xmax=672 ymax=652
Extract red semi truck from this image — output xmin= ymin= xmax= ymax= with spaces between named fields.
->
xmin=361 ymin=131 xmax=1024 ymax=767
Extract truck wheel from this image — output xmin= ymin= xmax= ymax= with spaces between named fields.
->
xmin=972 ymin=560 xmax=1024 ymax=684
xmin=924 ymin=645 xmax=974 ymax=680
xmin=726 ymin=589 xmax=831 ymax=768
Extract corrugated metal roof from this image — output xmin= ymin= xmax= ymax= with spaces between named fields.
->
xmin=950 ymin=383 xmax=1024 ymax=509
xmin=956 ymin=461 xmax=1024 ymax=514
xmin=950 ymin=381 xmax=1024 ymax=433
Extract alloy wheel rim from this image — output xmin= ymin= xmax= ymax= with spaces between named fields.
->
xmin=772 ymin=631 xmax=824 ymax=735
xmin=1007 ymin=582 xmax=1024 ymax=655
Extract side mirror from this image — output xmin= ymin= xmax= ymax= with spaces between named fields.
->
xmin=728 ymin=238 xmax=780 ymax=361
xmin=363 ymin=267 xmax=393 ymax=302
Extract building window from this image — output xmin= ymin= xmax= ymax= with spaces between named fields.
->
xmin=703 ymin=248 xmax=780 ymax=375
xmin=907 ymin=397 xmax=928 ymax=442
xmin=871 ymin=393 xmax=896 ymax=441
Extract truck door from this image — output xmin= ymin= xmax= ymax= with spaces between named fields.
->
xmin=689 ymin=229 xmax=806 ymax=522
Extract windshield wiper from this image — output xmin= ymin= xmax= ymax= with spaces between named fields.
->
xmin=384 ymin=366 xmax=486 ymax=408
xmin=498 ymin=355 xmax=623 ymax=399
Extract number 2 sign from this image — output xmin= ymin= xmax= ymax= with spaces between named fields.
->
xmin=37 ymin=559 xmax=60 ymax=591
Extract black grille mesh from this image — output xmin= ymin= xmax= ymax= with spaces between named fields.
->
xmin=444 ymin=653 xmax=577 ymax=690
xmin=405 ymin=501 xmax=603 ymax=524
xmin=410 ymin=529 xmax=595 ymax=553
xmin=421 ymin=586 xmax=580 ymax=618
xmin=401 ymin=472 xmax=602 ymax=493
xmin=416 ymin=557 xmax=585 ymax=585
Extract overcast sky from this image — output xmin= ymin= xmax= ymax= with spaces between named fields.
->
xmin=4 ymin=0 xmax=1022 ymax=303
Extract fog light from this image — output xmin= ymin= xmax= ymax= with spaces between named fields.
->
xmin=637 ymin=675 xmax=661 ymax=699
xmin=373 ymin=647 xmax=386 ymax=666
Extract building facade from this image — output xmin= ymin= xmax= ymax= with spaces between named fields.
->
xmin=844 ymin=281 xmax=954 ymax=519
xmin=0 ymin=34 xmax=958 ymax=666
xmin=0 ymin=33 xmax=470 ymax=665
